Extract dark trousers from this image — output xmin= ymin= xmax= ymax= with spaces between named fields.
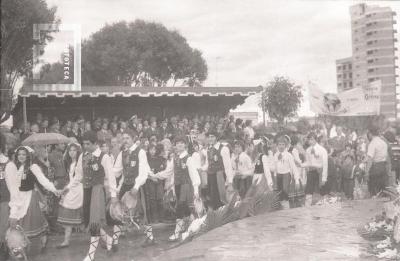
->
xmin=175 ymin=184 xmax=193 ymax=219
xmin=207 ymin=173 xmax=223 ymax=209
xmin=342 ymin=178 xmax=354 ymax=199
xmin=368 ymin=162 xmax=387 ymax=196
xmin=83 ymin=187 xmax=100 ymax=236
xmin=305 ymin=169 xmax=321 ymax=195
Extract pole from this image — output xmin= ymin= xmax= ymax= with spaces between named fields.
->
xmin=262 ymin=87 xmax=266 ymax=127
xmin=23 ymin=97 xmax=27 ymax=133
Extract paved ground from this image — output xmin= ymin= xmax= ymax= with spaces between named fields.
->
xmin=27 ymin=199 xmax=384 ymax=261
xmin=159 ymin=199 xmax=385 ymax=261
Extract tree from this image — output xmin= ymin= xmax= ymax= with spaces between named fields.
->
xmin=81 ymin=20 xmax=207 ymax=87
xmin=1 ymin=0 xmax=58 ymax=123
xmin=261 ymin=76 xmax=303 ymax=126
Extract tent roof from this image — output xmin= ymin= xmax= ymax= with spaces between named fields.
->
xmin=19 ymin=86 xmax=262 ymax=98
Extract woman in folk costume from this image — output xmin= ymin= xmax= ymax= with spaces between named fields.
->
xmin=156 ymin=136 xmax=201 ymax=241
xmin=231 ymin=140 xmax=255 ymax=199
xmin=56 ymin=143 xmax=83 ymax=248
xmin=273 ymin=135 xmax=299 ymax=210
xmin=190 ymin=141 xmax=208 ymax=202
xmin=112 ymin=130 xmax=155 ymax=249
xmin=287 ymin=135 xmax=306 ymax=207
xmin=8 ymin=146 xmax=61 ymax=253
xmin=0 ymin=133 xmax=15 ymax=260
xmin=79 ymin=131 xmax=118 ymax=261
xmin=252 ymin=139 xmax=273 ymax=191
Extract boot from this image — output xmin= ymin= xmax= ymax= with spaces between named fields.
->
xmin=141 ymin=225 xmax=155 ymax=247
xmin=111 ymin=225 xmax=121 ymax=252
xmin=305 ymin=195 xmax=313 ymax=207
xmin=83 ymin=236 xmax=99 ymax=261
xmin=168 ymin=219 xmax=184 ymax=241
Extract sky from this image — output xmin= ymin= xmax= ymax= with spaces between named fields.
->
xmin=40 ymin=0 xmax=400 ymax=117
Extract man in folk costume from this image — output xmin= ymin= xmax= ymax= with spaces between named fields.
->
xmin=168 ymin=136 xmax=201 ymax=241
xmin=0 ymin=133 xmax=14 ymax=260
xmin=273 ymin=135 xmax=299 ymax=209
xmin=204 ymin=132 xmax=233 ymax=210
xmin=304 ymin=132 xmax=328 ymax=207
xmin=112 ymin=130 xmax=155 ymax=248
xmin=79 ymin=131 xmax=118 ymax=261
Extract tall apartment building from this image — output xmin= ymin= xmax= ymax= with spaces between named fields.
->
xmin=336 ymin=57 xmax=353 ymax=92
xmin=336 ymin=3 xmax=398 ymax=119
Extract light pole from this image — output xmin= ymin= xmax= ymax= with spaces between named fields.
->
xmin=215 ymin=56 xmax=221 ymax=87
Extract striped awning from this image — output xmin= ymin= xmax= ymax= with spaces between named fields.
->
xmin=19 ymin=86 xmax=262 ymax=98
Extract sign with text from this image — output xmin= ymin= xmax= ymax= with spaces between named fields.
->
xmin=309 ymin=80 xmax=381 ymax=116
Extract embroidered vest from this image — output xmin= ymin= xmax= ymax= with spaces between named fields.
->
xmin=148 ymin=155 xmax=165 ymax=174
xmin=207 ymin=145 xmax=224 ymax=173
xmin=174 ymin=154 xmax=190 ymax=185
xmin=82 ymin=152 xmax=106 ymax=188
xmin=0 ymin=160 xmax=10 ymax=202
xmin=254 ymin=154 xmax=264 ymax=174
xmin=19 ymin=166 xmax=37 ymax=192
xmin=122 ymin=147 xmax=140 ymax=185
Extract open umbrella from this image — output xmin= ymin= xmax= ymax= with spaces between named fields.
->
xmin=21 ymin=133 xmax=71 ymax=146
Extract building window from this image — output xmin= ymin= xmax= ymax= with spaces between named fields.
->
xmin=349 ymin=82 xmax=353 ymax=87
xmin=367 ymin=50 xmax=374 ymax=55
xmin=338 ymin=74 xmax=342 ymax=78
xmin=344 ymin=82 xmax=347 ymax=88
xmin=349 ymin=64 xmax=352 ymax=69
xmin=349 ymin=73 xmax=352 ymax=78
xmin=343 ymin=74 xmax=347 ymax=79
xmin=368 ymin=59 xmax=374 ymax=63
xmin=368 ymin=68 xmax=375 ymax=73
xmin=343 ymin=65 xmax=346 ymax=70
xmin=337 ymin=66 xmax=341 ymax=70
xmin=338 ymin=83 xmax=342 ymax=87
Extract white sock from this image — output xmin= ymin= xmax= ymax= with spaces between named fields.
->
xmin=113 ymin=225 xmax=121 ymax=245
xmin=100 ymin=228 xmax=112 ymax=250
xmin=144 ymin=225 xmax=154 ymax=241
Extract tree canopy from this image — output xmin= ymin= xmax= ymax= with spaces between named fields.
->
xmin=261 ymin=76 xmax=303 ymax=125
xmin=81 ymin=20 xmax=207 ymax=87
xmin=1 ymin=0 xmax=58 ymax=123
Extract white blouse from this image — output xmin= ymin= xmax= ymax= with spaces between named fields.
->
xmin=9 ymin=164 xmax=57 ymax=220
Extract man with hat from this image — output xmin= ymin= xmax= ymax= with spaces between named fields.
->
xmin=112 ymin=130 xmax=155 ymax=248
xmin=204 ymin=131 xmax=233 ymax=209
xmin=167 ymin=135 xmax=200 ymax=241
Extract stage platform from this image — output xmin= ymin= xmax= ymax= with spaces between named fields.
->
xmin=159 ymin=199 xmax=385 ymax=261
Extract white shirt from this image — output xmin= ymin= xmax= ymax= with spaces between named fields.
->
xmin=77 ymin=147 xmax=117 ymax=198
xmin=367 ymin=136 xmax=388 ymax=163
xmin=61 ymin=161 xmax=83 ymax=209
xmin=231 ymin=152 xmax=254 ymax=177
xmin=274 ymin=150 xmax=299 ymax=180
xmin=112 ymin=143 xmax=152 ymax=191
xmin=203 ymin=142 xmax=234 ymax=184
xmin=9 ymin=164 xmax=57 ymax=219
xmin=305 ymin=143 xmax=328 ymax=182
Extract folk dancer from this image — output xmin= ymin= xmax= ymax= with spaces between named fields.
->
xmin=112 ymin=130 xmax=155 ymax=248
xmin=204 ymin=132 xmax=233 ymax=210
xmin=231 ymin=140 xmax=255 ymax=199
xmin=79 ymin=131 xmax=117 ymax=261
xmin=274 ymin=136 xmax=299 ymax=209
xmin=56 ymin=143 xmax=83 ymax=248
xmin=8 ymin=146 xmax=61 ymax=253
xmin=157 ymin=136 xmax=201 ymax=241
xmin=0 ymin=134 xmax=14 ymax=260
xmin=304 ymin=132 xmax=328 ymax=207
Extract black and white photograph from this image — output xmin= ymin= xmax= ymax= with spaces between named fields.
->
xmin=1 ymin=0 xmax=400 ymax=260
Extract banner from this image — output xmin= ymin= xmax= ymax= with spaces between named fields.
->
xmin=308 ymin=80 xmax=381 ymax=116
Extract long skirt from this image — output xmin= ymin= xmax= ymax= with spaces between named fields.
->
xmin=276 ymin=173 xmax=291 ymax=201
xmin=57 ymin=206 xmax=82 ymax=226
xmin=288 ymin=178 xmax=305 ymax=208
xmin=83 ymin=185 xmax=106 ymax=235
xmin=305 ymin=169 xmax=321 ymax=195
xmin=21 ymin=191 xmax=48 ymax=238
xmin=0 ymin=202 xmax=9 ymax=243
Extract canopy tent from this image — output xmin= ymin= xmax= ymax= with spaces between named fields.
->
xmin=14 ymin=86 xmax=262 ymax=123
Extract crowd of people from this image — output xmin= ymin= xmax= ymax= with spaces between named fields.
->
xmin=0 ymin=112 xmax=399 ymax=261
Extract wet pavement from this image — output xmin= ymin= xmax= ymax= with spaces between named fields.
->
xmin=159 ymin=199 xmax=385 ymax=261
xmin=29 ymin=199 xmax=384 ymax=261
